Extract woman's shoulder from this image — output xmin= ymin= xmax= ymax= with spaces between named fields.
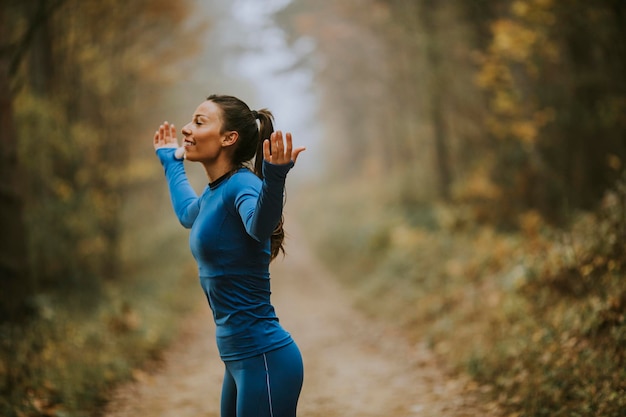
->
xmin=224 ymin=168 xmax=261 ymax=194
xmin=234 ymin=167 xmax=261 ymax=182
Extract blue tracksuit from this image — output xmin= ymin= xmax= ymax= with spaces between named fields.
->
xmin=157 ymin=148 xmax=303 ymax=417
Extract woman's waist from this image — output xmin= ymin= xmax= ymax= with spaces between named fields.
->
xmin=197 ymin=263 xmax=269 ymax=279
xmin=215 ymin=320 xmax=293 ymax=361
xmin=200 ymin=275 xmax=278 ymax=323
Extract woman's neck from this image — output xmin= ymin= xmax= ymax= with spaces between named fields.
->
xmin=202 ymin=158 xmax=236 ymax=184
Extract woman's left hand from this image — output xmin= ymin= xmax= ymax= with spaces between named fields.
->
xmin=263 ymin=131 xmax=306 ymax=165
xmin=153 ymin=121 xmax=179 ymax=150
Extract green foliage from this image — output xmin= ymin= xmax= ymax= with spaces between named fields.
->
xmin=0 ymin=186 xmax=199 ymax=416
xmin=470 ymin=0 xmax=626 ymax=224
xmin=0 ymin=256 xmax=198 ymax=417
xmin=295 ymin=173 xmax=626 ymax=417
xmin=287 ymin=0 xmax=626 ymax=414
xmin=490 ymin=174 xmax=626 ymax=416
xmin=16 ymin=92 xmax=112 ymax=290
xmin=1 ymin=0 xmax=206 ymax=414
xmin=283 ymin=0 xmax=626 ymax=226
xmin=4 ymin=0 xmax=202 ymax=295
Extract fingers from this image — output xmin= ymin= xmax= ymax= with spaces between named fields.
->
xmin=161 ymin=121 xmax=175 ymax=140
xmin=285 ymin=132 xmax=293 ymax=158
xmin=265 ymin=131 xmax=285 ymax=164
xmin=292 ymin=147 xmax=306 ymax=164
xmin=154 ymin=121 xmax=178 ymax=150
xmin=272 ymin=131 xmax=284 ymax=158
xmin=263 ymin=138 xmax=271 ymax=161
xmin=284 ymin=132 xmax=306 ymax=163
xmin=262 ymin=130 xmax=305 ymax=165
xmin=170 ymin=123 xmax=176 ymax=140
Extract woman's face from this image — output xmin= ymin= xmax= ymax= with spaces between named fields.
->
xmin=181 ymin=100 xmax=230 ymax=163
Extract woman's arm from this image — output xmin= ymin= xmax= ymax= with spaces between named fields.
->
xmin=234 ymin=161 xmax=292 ymax=242
xmin=235 ymin=131 xmax=305 ymax=241
xmin=154 ymin=122 xmax=200 ymax=228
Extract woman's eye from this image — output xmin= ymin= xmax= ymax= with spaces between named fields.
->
xmin=195 ymin=121 xmax=202 ymax=126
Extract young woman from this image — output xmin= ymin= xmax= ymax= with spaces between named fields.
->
xmin=153 ymin=94 xmax=305 ymax=417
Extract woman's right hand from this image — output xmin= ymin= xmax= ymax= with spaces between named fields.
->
xmin=153 ymin=121 xmax=179 ymax=150
xmin=263 ymin=130 xmax=306 ymax=165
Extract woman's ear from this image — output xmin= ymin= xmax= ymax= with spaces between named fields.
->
xmin=223 ymin=131 xmax=239 ymax=147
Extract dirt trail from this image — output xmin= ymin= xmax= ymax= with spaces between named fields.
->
xmin=103 ymin=225 xmax=501 ymax=417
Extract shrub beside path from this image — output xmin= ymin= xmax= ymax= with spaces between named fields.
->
xmin=103 ymin=225 xmax=502 ymax=417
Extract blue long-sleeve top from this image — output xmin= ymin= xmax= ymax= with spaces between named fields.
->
xmin=157 ymin=148 xmax=294 ymax=361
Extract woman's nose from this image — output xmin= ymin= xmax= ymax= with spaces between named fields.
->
xmin=181 ymin=124 xmax=191 ymax=136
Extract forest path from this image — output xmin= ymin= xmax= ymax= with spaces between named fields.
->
xmin=102 ymin=224 xmax=500 ymax=417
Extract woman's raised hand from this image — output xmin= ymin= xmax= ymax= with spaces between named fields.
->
xmin=263 ymin=131 xmax=306 ymax=165
xmin=153 ymin=121 xmax=179 ymax=150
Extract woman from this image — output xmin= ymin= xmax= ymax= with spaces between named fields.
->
xmin=153 ymin=94 xmax=305 ymax=417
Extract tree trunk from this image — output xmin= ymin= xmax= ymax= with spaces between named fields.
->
xmin=0 ymin=6 xmax=33 ymax=322
xmin=421 ymin=0 xmax=452 ymax=201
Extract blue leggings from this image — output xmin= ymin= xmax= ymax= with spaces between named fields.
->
xmin=220 ymin=342 xmax=304 ymax=417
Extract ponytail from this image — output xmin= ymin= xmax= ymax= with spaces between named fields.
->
xmin=252 ymin=109 xmax=274 ymax=179
xmin=252 ymin=109 xmax=285 ymax=260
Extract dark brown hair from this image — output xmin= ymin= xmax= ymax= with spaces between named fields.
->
xmin=207 ymin=94 xmax=285 ymax=260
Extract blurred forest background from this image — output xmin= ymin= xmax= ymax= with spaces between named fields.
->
xmin=1 ymin=0 xmax=624 ymax=416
